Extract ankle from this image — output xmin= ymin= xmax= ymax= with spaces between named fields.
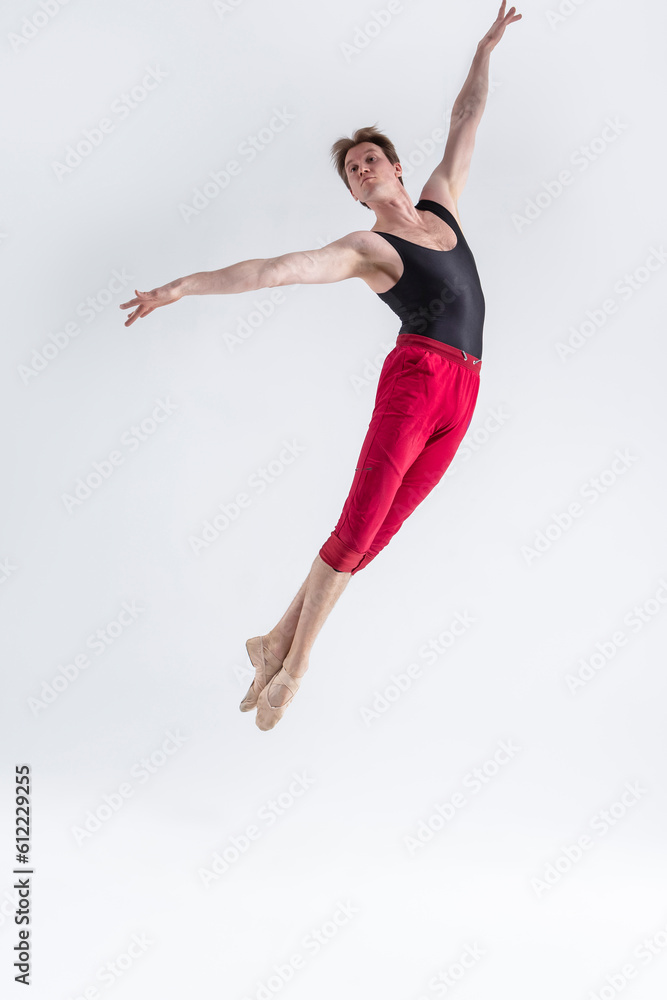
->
xmin=265 ymin=630 xmax=291 ymax=659
xmin=283 ymin=652 xmax=309 ymax=679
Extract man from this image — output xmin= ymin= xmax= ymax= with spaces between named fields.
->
xmin=120 ymin=3 xmax=522 ymax=730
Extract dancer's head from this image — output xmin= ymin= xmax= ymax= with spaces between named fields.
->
xmin=330 ymin=125 xmax=404 ymax=210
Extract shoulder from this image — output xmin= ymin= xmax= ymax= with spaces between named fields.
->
xmin=336 ymin=228 xmax=392 ymax=267
xmin=308 ymin=230 xmax=390 ymax=286
xmin=338 ymin=229 xmax=383 ymax=251
xmin=330 ymin=230 xmax=396 ymax=291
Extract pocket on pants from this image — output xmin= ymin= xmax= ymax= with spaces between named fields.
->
xmin=399 ymin=347 xmax=431 ymax=373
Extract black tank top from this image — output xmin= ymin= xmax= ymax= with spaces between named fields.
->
xmin=373 ymin=199 xmax=485 ymax=358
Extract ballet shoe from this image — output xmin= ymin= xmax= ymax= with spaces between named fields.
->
xmin=255 ymin=666 xmax=302 ymax=731
xmin=239 ymin=636 xmax=284 ymax=712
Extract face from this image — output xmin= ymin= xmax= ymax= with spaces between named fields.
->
xmin=344 ymin=143 xmax=400 ymax=202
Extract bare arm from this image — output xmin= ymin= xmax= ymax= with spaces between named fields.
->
xmin=427 ymin=48 xmax=492 ymax=204
xmin=263 ymin=235 xmax=369 ymax=288
xmin=421 ymin=1 xmax=522 ymax=205
xmin=185 ymin=235 xmax=368 ymax=292
xmin=120 ymin=235 xmax=368 ymax=326
xmin=180 ymin=259 xmax=269 ymax=296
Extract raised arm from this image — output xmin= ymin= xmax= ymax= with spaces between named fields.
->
xmin=120 ymin=234 xmax=370 ymax=327
xmin=421 ymin=1 xmax=522 ymax=207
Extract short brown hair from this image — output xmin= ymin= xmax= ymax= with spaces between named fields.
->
xmin=330 ymin=124 xmax=404 ymax=210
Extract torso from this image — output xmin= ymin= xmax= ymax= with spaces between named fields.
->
xmin=358 ymin=197 xmax=463 ymax=294
xmin=354 ymin=193 xmax=485 ymax=359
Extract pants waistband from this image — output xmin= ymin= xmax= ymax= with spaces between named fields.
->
xmin=396 ymin=333 xmax=482 ymax=374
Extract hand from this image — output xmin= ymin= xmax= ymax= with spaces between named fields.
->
xmin=119 ymin=279 xmax=184 ymax=327
xmin=478 ymin=1 xmax=522 ymax=53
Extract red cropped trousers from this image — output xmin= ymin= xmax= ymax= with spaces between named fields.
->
xmin=319 ymin=333 xmax=482 ymax=575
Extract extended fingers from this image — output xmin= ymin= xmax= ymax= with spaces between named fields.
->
xmin=499 ymin=2 xmax=521 ymax=21
xmin=124 ymin=303 xmax=146 ymax=326
xmin=121 ymin=287 xmax=172 ymax=325
xmin=120 ymin=289 xmax=152 ymax=310
xmin=124 ymin=302 xmax=158 ymax=326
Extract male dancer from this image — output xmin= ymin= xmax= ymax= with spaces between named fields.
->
xmin=121 ymin=3 xmax=522 ymax=730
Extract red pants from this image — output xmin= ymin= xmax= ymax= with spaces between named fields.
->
xmin=319 ymin=333 xmax=482 ymax=574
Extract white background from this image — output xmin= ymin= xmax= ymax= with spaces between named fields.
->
xmin=2 ymin=0 xmax=667 ymax=998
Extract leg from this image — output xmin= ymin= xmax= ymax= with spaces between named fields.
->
xmin=265 ymin=576 xmax=308 ymax=659
xmin=350 ymin=417 xmax=469 ymax=574
xmin=240 ymin=574 xmax=309 ymax=711
xmin=244 ymin=542 xmax=356 ymax=716
xmin=347 ymin=357 xmax=481 ymax=574
xmin=319 ymin=344 xmax=435 ymax=574
xmin=257 ymin=556 xmax=348 ymax=663
xmin=264 ymin=554 xmax=351 ymax=708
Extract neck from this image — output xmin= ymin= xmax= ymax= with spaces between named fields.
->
xmin=369 ymin=187 xmax=422 ymax=231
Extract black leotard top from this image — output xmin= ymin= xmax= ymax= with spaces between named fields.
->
xmin=373 ymin=199 xmax=485 ymax=359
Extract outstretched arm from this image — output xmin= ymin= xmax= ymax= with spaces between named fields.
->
xmin=420 ymin=1 xmax=522 ymax=206
xmin=119 ymin=259 xmax=271 ymax=327
xmin=119 ymin=235 xmax=369 ymax=327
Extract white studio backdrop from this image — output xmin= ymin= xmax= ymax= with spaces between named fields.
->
xmin=2 ymin=0 xmax=667 ymax=997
